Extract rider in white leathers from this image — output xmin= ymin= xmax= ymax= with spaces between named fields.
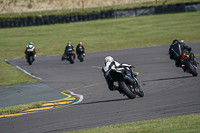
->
xmin=102 ymin=56 xmax=133 ymax=91
xmin=25 ymin=42 xmax=36 ymax=61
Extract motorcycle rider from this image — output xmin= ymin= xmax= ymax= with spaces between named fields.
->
xmin=25 ymin=42 xmax=36 ymax=61
xmin=102 ymin=56 xmax=135 ymax=91
xmin=62 ymin=42 xmax=76 ymax=60
xmin=76 ymin=42 xmax=85 ymax=57
xmin=169 ymin=39 xmax=197 ymax=71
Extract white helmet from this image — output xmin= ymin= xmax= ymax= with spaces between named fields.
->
xmin=105 ymin=56 xmax=114 ymax=63
xmin=180 ymin=40 xmax=184 ymax=43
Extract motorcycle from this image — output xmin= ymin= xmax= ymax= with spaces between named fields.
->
xmin=107 ymin=64 xmax=144 ymax=99
xmin=181 ymin=52 xmax=198 ymax=76
xmin=77 ymin=49 xmax=85 ymax=62
xmin=26 ymin=49 xmax=35 ymax=65
xmin=61 ymin=49 xmax=75 ymax=64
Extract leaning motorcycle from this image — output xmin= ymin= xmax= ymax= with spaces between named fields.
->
xmin=61 ymin=49 xmax=75 ymax=64
xmin=181 ymin=53 xmax=198 ymax=76
xmin=26 ymin=49 xmax=35 ymax=65
xmin=107 ymin=64 xmax=144 ymax=99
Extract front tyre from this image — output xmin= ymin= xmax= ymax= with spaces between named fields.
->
xmin=185 ymin=61 xmax=198 ymax=77
xmin=119 ymin=80 xmax=136 ymax=99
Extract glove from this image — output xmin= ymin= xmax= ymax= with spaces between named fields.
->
xmin=83 ymin=53 xmax=85 ymax=57
xmin=34 ymin=54 xmax=36 ymax=57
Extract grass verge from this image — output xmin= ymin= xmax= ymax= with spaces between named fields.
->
xmin=66 ymin=113 xmax=200 ymax=133
xmin=0 ymin=101 xmax=46 ymax=115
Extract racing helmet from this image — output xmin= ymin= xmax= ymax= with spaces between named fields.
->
xmin=105 ymin=56 xmax=114 ymax=63
xmin=78 ymin=42 xmax=82 ymax=45
xmin=172 ymin=39 xmax=179 ymax=44
xmin=180 ymin=40 xmax=184 ymax=44
xmin=29 ymin=42 xmax=33 ymax=45
xmin=67 ymin=42 xmax=71 ymax=46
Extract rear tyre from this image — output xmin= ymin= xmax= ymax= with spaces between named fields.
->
xmin=69 ymin=55 xmax=74 ymax=64
xmin=119 ymin=80 xmax=136 ymax=99
xmin=185 ymin=61 xmax=198 ymax=77
xmin=79 ymin=54 xmax=84 ymax=62
xmin=28 ymin=56 xmax=33 ymax=65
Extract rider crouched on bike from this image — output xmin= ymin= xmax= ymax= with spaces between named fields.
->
xmin=24 ymin=42 xmax=36 ymax=61
xmin=102 ymin=56 xmax=136 ymax=91
xmin=169 ymin=39 xmax=197 ymax=71
xmin=62 ymin=42 xmax=76 ymax=60
xmin=76 ymin=42 xmax=85 ymax=57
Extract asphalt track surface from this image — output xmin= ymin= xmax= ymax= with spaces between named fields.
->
xmin=1 ymin=42 xmax=200 ymax=133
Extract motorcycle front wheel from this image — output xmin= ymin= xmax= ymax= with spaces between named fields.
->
xmin=119 ymin=80 xmax=136 ymax=99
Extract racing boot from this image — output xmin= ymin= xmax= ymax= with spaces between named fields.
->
xmin=109 ymin=85 xmax=119 ymax=91
xmin=193 ymin=58 xmax=199 ymax=67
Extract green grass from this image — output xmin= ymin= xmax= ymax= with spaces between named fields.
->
xmin=0 ymin=101 xmax=46 ymax=115
xmin=0 ymin=11 xmax=200 ymax=86
xmin=66 ymin=113 xmax=200 ymax=133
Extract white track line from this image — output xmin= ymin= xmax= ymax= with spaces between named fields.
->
xmin=68 ymin=91 xmax=84 ymax=105
xmin=5 ymin=59 xmax=43 ymax=81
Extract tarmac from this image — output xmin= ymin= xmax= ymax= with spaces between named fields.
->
xmin=0 ymin=82 xmax=66 ymax=108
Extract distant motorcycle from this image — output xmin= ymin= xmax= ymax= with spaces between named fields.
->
xmin=26 ymin=49 xmax=35 ymax=65
xmin=77 ymin=49 xmax=85 ymax=62
xmin=61 ymin=49 xmax=75 ymax=64
xmin=107 ymin=64 xmax=144 ymax=99
xmin=181 ymin=52 xmax=198 ymax=76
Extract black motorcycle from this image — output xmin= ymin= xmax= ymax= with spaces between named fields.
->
xmin=108 ymin=64 xmax=144 ymax=99
xmin=61 ymin=49 xmax=75 ymax=64
xmin=26 ymin=50 xmax=35 ymax=65
xmin=77 ymin=49 xmax=85 ymax=62
xmin=181 ymin=53 xmax=198 ymax=76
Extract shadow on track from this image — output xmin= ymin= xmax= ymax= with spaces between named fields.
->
xmin=141 ymin=76 xmax=192 ymax=82
xmin=76 ymin=98 xmax=129 ymax=105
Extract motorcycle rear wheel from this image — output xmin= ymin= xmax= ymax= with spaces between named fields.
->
xmin=79 ymin=54 xmax=84 ymax=62
xmin=119 ymin=80 xmax=136 ymax=99
xmin=69 ymin=55 xmax=74 ymax=64
xmin=28 ymin=56 xmax=33 ymax=65
xmin=185 ymin=61 xmax=198 ymax=77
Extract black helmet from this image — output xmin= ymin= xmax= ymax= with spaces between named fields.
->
xmin=172 ymin=39 xmax=179 ymax=44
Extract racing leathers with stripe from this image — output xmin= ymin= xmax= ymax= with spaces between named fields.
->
xmin=169 ymin=40 xmax=194 ymax=67
xmin=102 ymin=61 xmax=132 ymax=91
